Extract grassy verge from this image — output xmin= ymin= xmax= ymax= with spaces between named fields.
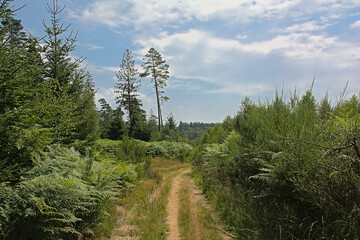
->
xmin=179 ymin=180 xmax=192 ymax=239
xmin=93 ymin=200 xmax=119 ymax=238
xmin=178 ymin=174 xmax=228 ymax=240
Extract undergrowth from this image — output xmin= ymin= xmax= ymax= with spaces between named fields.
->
xmin=195 ymin=91 xmax=360 ymax=239
xmin=0 ymin=142 xmax=144 ymax=239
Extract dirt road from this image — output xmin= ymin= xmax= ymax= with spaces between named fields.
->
xmin=107 ymin=159 xmax=234 ymax=240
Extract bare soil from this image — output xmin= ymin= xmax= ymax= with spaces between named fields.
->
xmin=165 ymin=168 xmax=191 ymax=240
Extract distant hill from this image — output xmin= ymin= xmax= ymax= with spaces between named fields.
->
xmin=178 ymin=121 xmax=216 ymax=141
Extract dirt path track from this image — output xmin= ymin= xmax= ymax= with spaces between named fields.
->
xmin=106 ymin=159 xmax=233 ymax=240
xmin=165 ymin=168 xmax=191 ymax=240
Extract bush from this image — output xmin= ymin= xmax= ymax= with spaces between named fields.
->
xmin=116 ymin=136 xmax=148 ymax=164
xmin=196 ymin=92 xmax=360 ymax=239
xmin=145 ymin=141 xmax=193 ymax=161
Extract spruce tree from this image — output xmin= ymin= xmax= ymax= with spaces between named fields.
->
xmin=98 ymin=98 xmax=113 ymax=138
xmin=140 ymin=47 xmax=169 ymax=131
xmin=0 ymin=0 xmax=47 ymax=182
xmin=115 ymin=49 xmax=143 ymax=137
xmin=41 ymin=0 xmax=99 ymax=143
xmin=107 ymin=106 xmax=126 ymax=140
xmin=42 ymin=0 xmax=81 ymax=90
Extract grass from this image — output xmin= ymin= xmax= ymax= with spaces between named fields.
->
xmin=179 ymin=180 xmax=192 ymax=239
xmin=93 ymin=199 xmax=119 ymax=238
xmin=178 ymin=173 xmax=229 ymax=240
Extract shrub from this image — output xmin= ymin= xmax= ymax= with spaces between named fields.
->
xmin=145 ymin=141 xmax=193 ymax=160
xmin=196 ymin=92 xmax=360 ymax=239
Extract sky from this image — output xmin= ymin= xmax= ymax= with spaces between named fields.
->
xmin=12 ymin=0 xmax=360 ymax=122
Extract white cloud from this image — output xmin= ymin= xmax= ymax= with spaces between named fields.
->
xmin=69 ymin=0 xmax=360 ymax=30
xmin=95 ymin=87 xmax=156 ymax=111
xmin=208 ymin=84 xmax=273 ymax=95
xmin=236 ymin=34 xmax=248 ymax=40
xmin=101 ymin=66 xmax=119 ymax=73
xmin=138 ymin=92 xmax=156 ymax=106
xmin=87 ymin=44 xmax=104 ymax=50
xmin=350 ymin=20 xmax=360 ymax=28
xmin=85 ymin=63 xmax=119 ymax=74
xmin=95 ymin=87 xmax=117 ymax=108
xmin=284 ymin=21 xmax=331 ymax=33
xmin=136 ymin=29 xmax=360 ymax=68
xmin=133 ymin=28 xmax=360 ymax=98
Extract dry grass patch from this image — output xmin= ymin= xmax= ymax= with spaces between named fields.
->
xmin=178 ymin=174 xmax=233 ymax=240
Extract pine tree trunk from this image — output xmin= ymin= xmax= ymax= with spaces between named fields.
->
xmin=154 ymin=77 xmax=162 ymax=131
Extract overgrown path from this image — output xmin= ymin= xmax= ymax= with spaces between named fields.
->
xmin=165 ymin=168 xmax=191 ymax=240
xmin=103 ymin=158 xmax=233 ymax=240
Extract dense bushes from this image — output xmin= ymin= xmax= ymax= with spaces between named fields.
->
xmin=95 ymin=138 xmax=194 ymax=161
xmin=145 ymin=141 xmax=193 ymax=161
xmin=195 ymin=91 xmax=360 ymax=239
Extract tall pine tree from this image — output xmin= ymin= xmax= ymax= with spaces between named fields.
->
xmin=140 ymin=47 xmax=169 ymax=131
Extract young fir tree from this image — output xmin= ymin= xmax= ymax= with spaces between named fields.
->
xmin=140 ymin=47 xmax=169 ymax=131
xmin=41 ymin=0 xmax=99 ymax=143
xmin=107 ymin=106 xmax=126 ymax=140
xmin=42 ymin=0 xmax=81 ymax=90
xmin=167 ymin=113 xmax=177 ymax=130
xmin=98 ymin=98 xmax=113 ymax=138
xmin=0 ymin=0 xmax=46 ymax=182
xmin=71 ymin=71 xmax=100 ymax=142
xmin=115 ymin=49 xmax=144 ymax=137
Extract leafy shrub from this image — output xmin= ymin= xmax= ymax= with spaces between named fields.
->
xmin=116 ymin=136 xmax=148 ymax=164
xmin=196 ymin=92 xmax=360 ymax=239
xmin=94 ymin=139 xmax=121 ymax=155
xmin=145 ymin=141 xmax=193 ymax=161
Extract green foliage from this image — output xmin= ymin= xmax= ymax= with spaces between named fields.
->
xmin=178 ymin=121 xmax=216 ymax=141
xmin=98 ymin=98 xmax=127 ymax=140
xmin=116 ymin=136 xmax=148 ymax=164
xmin=115 ymin=49 xmax=146 ymax=139
xmin=195 ymin=91 xmax=360 ymax=239
xmin=0 ymin=145 xmax=139 ymax=239
xmin=145 ymin=141 xmax=193 ymax=161
xmin=0 ymin=0 xmax=101 ymax=182
xmin=107 ymin=107 xmax=127 ymax=140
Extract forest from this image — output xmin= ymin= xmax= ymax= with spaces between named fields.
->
xmin=1 ymin=0 xmax=360 ymax=239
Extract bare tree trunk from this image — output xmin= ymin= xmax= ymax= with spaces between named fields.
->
xmin=154 ymin=77 xmax=162 ymax=131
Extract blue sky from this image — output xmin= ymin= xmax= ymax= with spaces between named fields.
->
xmin=13 ymin=0 xmax=360 ymax=122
